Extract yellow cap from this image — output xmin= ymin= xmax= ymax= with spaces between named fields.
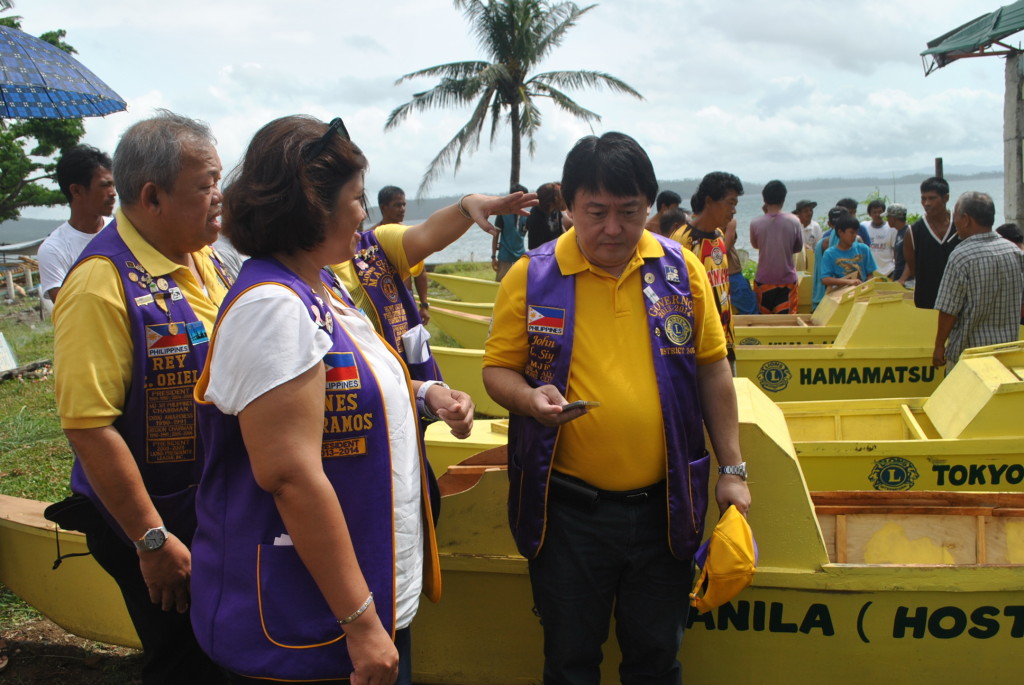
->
xmin=689 ymin=505 xmax=757 ymax=613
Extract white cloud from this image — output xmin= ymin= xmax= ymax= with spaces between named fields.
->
xmin=12 ymin=0 xmax=1009 ymax=219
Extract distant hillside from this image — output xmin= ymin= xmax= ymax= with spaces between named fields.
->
xmin=3 ymin=168 xmax=1004 ymax=238
xmin=650 ymin=171 xmax=1003 ymax=204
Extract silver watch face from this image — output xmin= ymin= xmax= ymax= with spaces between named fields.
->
xmin=142 ymin=527 xmax=167 ymax=550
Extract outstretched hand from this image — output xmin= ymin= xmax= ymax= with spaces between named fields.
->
xmin=462 ymin=192 xmax=539 ymax=236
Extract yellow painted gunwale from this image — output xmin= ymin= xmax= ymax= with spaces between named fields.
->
xmin=426 ymin=272 xmax=500 ymax=303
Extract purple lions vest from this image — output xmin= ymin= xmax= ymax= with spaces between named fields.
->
xmin=352 ymin=230 xmax=443 ymax=383
xmin=191 ymin=257 xmax=438 ymax=681
xmin=68 ymin=220 xmax=227 ymax=546
xmin=508 ymin=234 xmax=711 ymax=560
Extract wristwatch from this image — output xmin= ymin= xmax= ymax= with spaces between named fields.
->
xmin=134 ymin=525 xmax=169 ymax=551
xmin=718 ymin=462 xmax=748 ymax=481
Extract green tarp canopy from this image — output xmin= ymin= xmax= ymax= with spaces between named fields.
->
xmin=922 ymin=0 xmax=1024 ymax=74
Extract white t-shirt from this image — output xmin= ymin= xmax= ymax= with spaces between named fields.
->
xmin=865 ymin=223 xmax=898 ymax=276
xmin=204 ymin=282 xmax=424 ymax=629
xmin=37 ymin=220 xmax=109 ymax=297
xmin=802 ymin=220 xmax=822 ymax=249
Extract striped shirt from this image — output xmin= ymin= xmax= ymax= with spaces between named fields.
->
xmin=934 ymin=231 xmax=1024 ymax=365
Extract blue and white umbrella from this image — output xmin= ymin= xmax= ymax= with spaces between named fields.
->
xmin=0 ymin=24 xmax=126 ymax=119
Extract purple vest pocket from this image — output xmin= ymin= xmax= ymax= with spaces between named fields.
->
xmin=256 ymin=544 xmax=344 ymax=648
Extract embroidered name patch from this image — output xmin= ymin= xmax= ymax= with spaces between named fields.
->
xmin=145 ymin=323 xmax=190 ymax=357
xmin=527 ymin=305 xmax=565 ymax=335
xmin=325 ymin=351 xmax=361 ymax=390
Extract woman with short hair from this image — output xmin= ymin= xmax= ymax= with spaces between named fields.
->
xmin=190 ymin=114 xmax=533 ymax=684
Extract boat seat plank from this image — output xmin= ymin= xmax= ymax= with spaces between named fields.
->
xmin=899 ymin=403 xmax=929 ymax=440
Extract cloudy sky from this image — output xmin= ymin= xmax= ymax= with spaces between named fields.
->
xmin=18 ymin=0 xmax=1007 ymax=218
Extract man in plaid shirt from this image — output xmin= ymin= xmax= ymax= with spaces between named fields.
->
xmin=933 ymin=191 xmax=1024 ymax=368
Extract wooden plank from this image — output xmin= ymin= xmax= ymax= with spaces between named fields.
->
xmin=816 ymin=505 xmax=997 ymax=517
xmin=811 ymin=491 xmax=1024 ymax=508
xmin=900 ymin=403 xmax=929 ymax=440
xmin=843 ymin=514 xmax=976 ymax=564
xmin=977 ymin=516 xmax=987 ymax=564
xmin=835 ymin=515 xmax=847 ymax=563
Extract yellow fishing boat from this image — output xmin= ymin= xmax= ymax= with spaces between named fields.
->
xmin=735 ymin=279 xmax=909 ymax=346
xmin=422 ymin=342 xmax=1024 ymax=495
xmin=427 ymin=272 xmax=500 ymax=303
xmin=0 ymin=495 xmax=140 ymax=648
xmin=427 ymin=297 xmax=493 ymax=316
xmin=3 ymin=372 xmax=1023 ymax=679
xmin=429 ymin=307 xmax=491 ymax=350
xmin=432 ymin=345 xmax=507 ymax=417
xmin=410 ymin=377 xmax=1024 ymax=684
xmin=736 ymin=293 xmax=945 ymax=401
xmin=786 ymin=341 xmax=1024 ymax=492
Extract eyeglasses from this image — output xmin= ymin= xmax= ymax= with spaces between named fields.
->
xmin=304 ymin=117 xmax=350 ymax=163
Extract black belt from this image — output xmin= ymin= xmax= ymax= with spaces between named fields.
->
xmin=549 ymin=471 xmax=665 ymax=506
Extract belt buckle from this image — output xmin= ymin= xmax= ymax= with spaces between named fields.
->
xmin=624 ymin=491 xmax=649 ymax=504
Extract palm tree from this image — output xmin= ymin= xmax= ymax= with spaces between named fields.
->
xmin=385 ymin=0 xmax=642 ymax=195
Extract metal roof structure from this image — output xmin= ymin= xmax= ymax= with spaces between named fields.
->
xmin=922 ymin=0 xmax=1024 ymax=74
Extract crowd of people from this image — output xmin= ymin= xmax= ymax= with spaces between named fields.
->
xmin=23 ymin=108 xmax=1022 ymax=685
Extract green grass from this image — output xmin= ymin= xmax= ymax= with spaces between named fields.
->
xmin=0 ymin=584 xmax=42 ymax=627
xmin=0 ymin=301 xmax=70 ymax=501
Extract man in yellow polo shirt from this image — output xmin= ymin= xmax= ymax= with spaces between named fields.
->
xmin=483 ymin=132 xmax=750 ymax=684
xmin=52 ymin=112 xmax=229 ymax=683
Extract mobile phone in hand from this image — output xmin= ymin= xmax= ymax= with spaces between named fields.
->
xmin=561 ymin=400 xmax=600 ymax=412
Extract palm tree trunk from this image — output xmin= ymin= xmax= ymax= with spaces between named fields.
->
xmin=509 ymin=101 xmax=521 ymax=191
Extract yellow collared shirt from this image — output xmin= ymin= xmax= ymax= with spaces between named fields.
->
xmin=330 ymin=224 xmax=422 ymax=333
xmin=484 ymin=229 xmax=726 ymax=490
xmin=54 ymin=209 xmax=230 ymax=429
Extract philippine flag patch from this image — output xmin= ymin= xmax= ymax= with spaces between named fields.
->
xmin=145 ymin=323 xmax=190 ymax=357
xmin=527 ymin=305 xmax=566 ymax=335
xmin=325 ymin=351 xmax=361 ymax=390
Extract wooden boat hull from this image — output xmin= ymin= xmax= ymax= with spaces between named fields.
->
xmin=0 ymin=495 xmax=140 ymax=648
xmin=424 ymin=419 xmax=507 ymax=473
xmin=3 ymin=375 xmax=1022 ymax=679
xmin=736 ymin=294 xmax=946 ymax=401
xmin=427 ymin=272 xmax=500 ymax=303
xmin=432 ymin=345 xmax=507 ymax=417
xmin=412 ymin=379 xmax=1024 ymax=683
xmin=429 ymin=306 xmax=490 ymax=350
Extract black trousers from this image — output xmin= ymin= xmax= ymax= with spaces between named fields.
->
xmin=85 ymin=520 xmax=225 ymax=684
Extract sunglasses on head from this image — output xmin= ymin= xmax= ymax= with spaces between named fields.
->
xmin=304 ymin=117 xmax=350 ymax=163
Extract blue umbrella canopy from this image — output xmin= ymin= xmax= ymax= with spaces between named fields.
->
xmin=0 ymin=24 xmax=126 ymax=119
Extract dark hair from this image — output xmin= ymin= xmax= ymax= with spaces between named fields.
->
xmin=761 ymin=180 xmax=787 ymax=206
xmin=56 ymin=145 xmax=112 ymax=202
xmin=834 ymin=214 xmax=860 ymax=233
xmin=920 ymin=177 xmax=949 ymax=196
xmin=837 ymin=197 xmax=858 ymax=214
xmin=956 ymin=191 xmax=995 ymax=229
xmin=867 ymin=199 xmax=886 ymax=213
xmin=692 ymin=171 xmax=744 ymax=214
xmin=560 ymin=132 xmax=657 ymax=211
xmin=223 ymin=115 xmax=368 ymax=258
xmin=377 ymin=185 xmax=405 ymax=207
xmin=535 ymin=182 xmax=564 ymax=212
xmin=510 ymin=183 xmax=528 ymax=194
xmin=996 ymin=222 xmax=1023 ymax=245
xmin=655 ymin=190 xmax=682 ymax=211
xmin=659 ymin=207 xmax=687 ymax=237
